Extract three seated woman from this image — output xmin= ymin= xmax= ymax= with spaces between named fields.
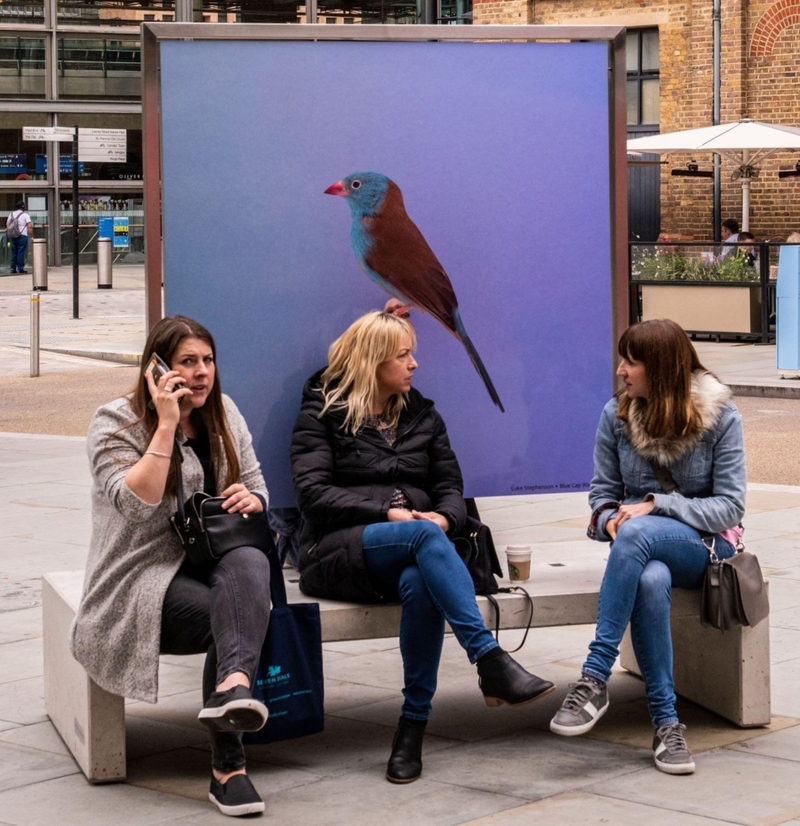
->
xmin=70 ymin=310 xmax=745 ymax=817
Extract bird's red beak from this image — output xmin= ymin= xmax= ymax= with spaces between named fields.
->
xmin=324 ymin=181 xmax=347 ymax=196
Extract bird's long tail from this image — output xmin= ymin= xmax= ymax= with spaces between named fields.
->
xmin=453 ymin=308 xmax=505 ymax=412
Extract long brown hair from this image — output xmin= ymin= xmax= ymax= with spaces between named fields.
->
xmin=321 ymin=311 xmax=416 ymax=434
xmin=616 ymin=319 xmax=708 ymax=440
xmin=127 ymin=315 xmax=240 ymax=496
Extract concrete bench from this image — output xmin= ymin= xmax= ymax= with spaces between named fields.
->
xmin=43 ymin=567 xmax=770 ymax=783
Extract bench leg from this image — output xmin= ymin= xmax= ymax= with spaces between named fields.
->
xmin=42 ymin=575 xmax=126 ymax=782
xmin=619 ymin=588 xmax=771 ymax=728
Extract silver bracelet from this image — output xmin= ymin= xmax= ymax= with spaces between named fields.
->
xmin=144 ymin=450 xmax=171 ymax=459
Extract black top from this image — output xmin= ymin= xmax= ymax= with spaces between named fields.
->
xmin=184 ymin=425 xmax=215 ymax=496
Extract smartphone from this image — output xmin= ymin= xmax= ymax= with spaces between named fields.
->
xmin=145 ymin=353 xmax=184 ymax=390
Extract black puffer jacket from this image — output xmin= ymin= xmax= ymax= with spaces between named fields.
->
xmin=290 ymin=370 xmax=467 ymax=602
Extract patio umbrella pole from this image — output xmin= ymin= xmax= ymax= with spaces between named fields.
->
xmin=742 ymin=148 xmax=750 ymax=232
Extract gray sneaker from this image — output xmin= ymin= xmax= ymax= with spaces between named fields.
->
xmin=653 ymin=723 xmax=696 ymax=775
xmin=549 ymin=677 xmax=609 ymax=736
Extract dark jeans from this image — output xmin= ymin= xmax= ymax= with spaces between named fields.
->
xmin=10 ymin=234 xmax=28 ymax=272
xmin=160 ymin=545 xmax=271 ymax=772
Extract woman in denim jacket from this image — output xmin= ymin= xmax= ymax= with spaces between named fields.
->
xmin=550 ymin=319 xmax=746 ymax=775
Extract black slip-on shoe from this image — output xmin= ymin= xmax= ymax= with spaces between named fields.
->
xmin=209 ymin=774 xmax=264 ymax=817
xmin=198 ymin=685 xmax=268 ymax=732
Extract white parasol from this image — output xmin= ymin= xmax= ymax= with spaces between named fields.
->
xmin=627 ymin=118 xmax=800 ymax=231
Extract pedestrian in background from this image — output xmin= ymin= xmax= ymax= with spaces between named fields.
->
xmin=6 ymin=200 xmax=33 ymax=274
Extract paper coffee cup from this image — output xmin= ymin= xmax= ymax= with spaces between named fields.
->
xmin=505 ymin=545 xmax=532 ymax=583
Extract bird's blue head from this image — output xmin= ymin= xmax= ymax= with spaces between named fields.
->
xmin=324 ymin=171 xmax=391 ymax=218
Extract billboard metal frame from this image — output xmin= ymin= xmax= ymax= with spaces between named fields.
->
xmin=141 ymin=22 xmax=628 ymax=378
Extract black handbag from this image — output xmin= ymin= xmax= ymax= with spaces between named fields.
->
xmin=451 ymin=516 xmax=504 ymax=596
xmin=243 ymin=544 xmax=325 ymax=744
xmin=647 ymin=460 xmax=768 ymax=632
xmin=451 ymin=513 xmax=534 ymax=653
xmin=170 ymin=443 xmax=272 ymax=567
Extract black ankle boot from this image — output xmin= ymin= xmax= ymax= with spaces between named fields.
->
xmin=386 ymin=716 xmax=427 ymax=784
xmin=477 ymin=651 xmax=555 ymax=707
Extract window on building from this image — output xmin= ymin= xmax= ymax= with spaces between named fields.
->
xmin=626 ymin=28 xmax=659 ymax=127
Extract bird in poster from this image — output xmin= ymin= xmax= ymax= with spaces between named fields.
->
xmin=324 ymin=171 xmax=504 ymax=412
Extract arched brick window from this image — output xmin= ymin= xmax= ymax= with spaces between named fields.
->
xmin=750 ymin=1 xmax=800 ymax=57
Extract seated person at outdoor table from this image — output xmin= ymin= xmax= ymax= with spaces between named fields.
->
xmin=290 ymin=310 xmax=555 ymax=784
xmin=550 ymin=319 xmax=745 ymax=776
xmin=736 ymin=231 xmax=757 ymax=267
xmin=71 ymin=315 xmax=272 ymax=818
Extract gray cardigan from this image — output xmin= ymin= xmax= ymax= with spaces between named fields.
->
xmin=70 ymin=394 xmax=268 ymax=703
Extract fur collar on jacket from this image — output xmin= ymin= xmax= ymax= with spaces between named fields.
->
xmin=624 ymin=370 xmax=731 ymax=464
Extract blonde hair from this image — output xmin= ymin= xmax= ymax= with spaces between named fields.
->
xmin=787 ymin=232 xmax=800 ymax=243
xmin=321 ymin=311 xmax=417 ymax=434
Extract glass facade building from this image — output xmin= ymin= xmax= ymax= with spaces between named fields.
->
xmin=0 ymin=0 xmax=470 ymax=266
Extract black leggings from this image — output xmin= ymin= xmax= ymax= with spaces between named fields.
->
xmin=160 ymin=546 xmax=271 ymax=772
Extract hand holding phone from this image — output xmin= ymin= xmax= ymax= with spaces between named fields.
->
xmin=144 ymin=352 xmax=189 ymax=417
xmin=145 ymin=353 xmax=184 ymax=391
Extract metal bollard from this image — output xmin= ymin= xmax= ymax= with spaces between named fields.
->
xmin=30 ymin=292 xmax=40 ymax=378
xmin=97 ymin=237 xmax=112 ymax=289
xmin=32 ymin=238 xmax=48 ymax=291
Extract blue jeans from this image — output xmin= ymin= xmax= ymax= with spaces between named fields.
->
xmin=362 ymin=521 xmax=499 ymax=721
xmin=10 ymin=234 xmax=28 ymax=272
xmin=583 ymin=515 xmax=735 ymax=728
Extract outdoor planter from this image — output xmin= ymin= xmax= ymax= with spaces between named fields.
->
xmin=632 ymin=249 xmax=761 ymax=334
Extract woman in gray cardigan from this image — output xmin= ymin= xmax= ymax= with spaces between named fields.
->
xmin=71 ymin=315 xmax=271 ymax=817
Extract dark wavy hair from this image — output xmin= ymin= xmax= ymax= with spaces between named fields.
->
xmin=616 ymin=318 xmax=708 ymax=440
xmin=127 ymin=315 xmax=240 ymax=496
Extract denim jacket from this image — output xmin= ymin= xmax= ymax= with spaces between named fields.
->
xmin=589 ymin=371 xmax=746 ymax=542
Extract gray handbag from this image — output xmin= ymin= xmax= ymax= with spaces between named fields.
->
xmin=648 ymin=459 xmax=769 ymax=632
xmin=700 ymin=539 xmax=769 ymax=631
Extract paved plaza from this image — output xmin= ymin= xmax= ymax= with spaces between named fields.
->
xmin=0 ymin=267 xmax=799 ymax=825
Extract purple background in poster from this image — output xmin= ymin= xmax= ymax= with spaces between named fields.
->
xmin=159 ymin=39 xmax=613 ymax=507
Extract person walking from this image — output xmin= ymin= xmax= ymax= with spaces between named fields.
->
xmin=6 ymin=200 xmax=33 ymax=274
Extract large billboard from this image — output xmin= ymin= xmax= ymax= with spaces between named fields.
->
xmin=152 ymin=29 xmax=624 ymax=506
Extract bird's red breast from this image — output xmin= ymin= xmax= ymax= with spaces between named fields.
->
xmin=364 ymin=181 xmax=460 ymax=335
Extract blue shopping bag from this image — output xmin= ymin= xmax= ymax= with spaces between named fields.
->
xmin=244 ymin=542 xmax=324 ymax=744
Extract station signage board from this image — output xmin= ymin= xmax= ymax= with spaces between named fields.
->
xmin=22 ymin=126 xmax=75 ymax=142
xmin=78 ymin=129 xmax=127 ymax=163
xmin=35 ymin=155 xmax=86 ymax=174
xmin=0 ymin=154 xmax=27 ymax=173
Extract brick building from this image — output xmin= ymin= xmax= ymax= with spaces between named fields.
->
xmin=474 ymin=0 xmax=800 ymax=240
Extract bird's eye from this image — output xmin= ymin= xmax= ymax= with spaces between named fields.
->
xmin=351 ymin=180 xmax=361 ymax=189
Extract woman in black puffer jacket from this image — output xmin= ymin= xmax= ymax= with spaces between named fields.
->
xmin=291 ymin=311 xmax=554 ymax=785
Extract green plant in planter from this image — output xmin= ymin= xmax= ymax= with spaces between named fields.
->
xmin=632 ymin=248 xmax=758 ymax=283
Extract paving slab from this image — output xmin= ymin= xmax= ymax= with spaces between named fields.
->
xmin=423 ymin=727 xmax=647 ymax=800
xmin=591 ymin=749 xmax=800 ymax=825
xmin=459 ymin=791 xmax=740 ymax=826
xmin=0 ymin=720 xmax=71 ymax=758
xmin=0 ymin=676 xmax=48 ymax=726
xmin=0 ymin=605 xmax=42 ymax=646
xmin=0 ymin=772 xmax=212 ymax=826
xmin=727 ymin=723 xmax=800 ymax=763
xmin=0 ymin=739 xmax=79 ymax=792
xmin=0 ymin=638 xmax=42 ymax=684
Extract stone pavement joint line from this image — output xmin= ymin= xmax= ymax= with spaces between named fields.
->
xmin=1 ymin=432 xmax=799 ymax=825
